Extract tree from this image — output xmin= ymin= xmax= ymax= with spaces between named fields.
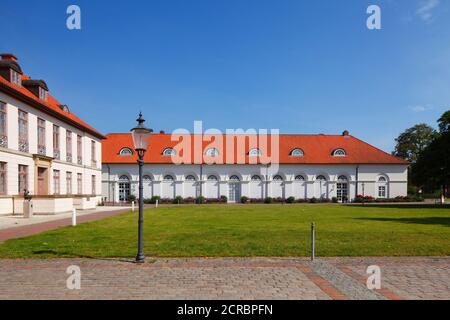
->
xmin=411 ymin=111 xmax=450 ymax=196
xmin=438 ymin=110 xmax=450 ymax=133
xmin=393 ymin=124 xmax=436 ymax=163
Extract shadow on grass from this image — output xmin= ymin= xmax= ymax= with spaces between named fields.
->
xmin=32 ymin=250 xmax=136 ymax=263
xmin=354 ymin=217 xmax=450 ymax=227
xmin=349 ymin=204 xmax=450 ymax=210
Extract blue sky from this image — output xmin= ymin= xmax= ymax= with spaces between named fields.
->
xmin=1 ymin=0 xmax=449 ymax=152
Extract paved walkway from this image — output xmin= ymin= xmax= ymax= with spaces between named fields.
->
xmin=0 ymin=257 xmax=448 ymax=300
xmin=0 ymin=206 xmax=130 ymax=241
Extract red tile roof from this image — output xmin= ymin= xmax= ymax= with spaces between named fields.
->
xmin=0 ymin=73 xmax=104 ymax=139
xmin=102 ymin=133 xmax=409 ymax=165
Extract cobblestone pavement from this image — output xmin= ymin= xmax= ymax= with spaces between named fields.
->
xmin=0 ymin=257 xmax=448 ymax=300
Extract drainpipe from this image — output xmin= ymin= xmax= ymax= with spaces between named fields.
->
xmin=355 ymin=165 xmax=359 ymax=201
xmin=107 ymin=164 xmax=111 ymax=203
xmin=199 ymin=164 xmax=203 ymax=197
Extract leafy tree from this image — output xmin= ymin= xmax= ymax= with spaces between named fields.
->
xmin=438 ymin=110 xmax=450 ymax=133
xmin=393 ymin=124 xmax=436 ymax=163
xmin=411 ymin=111 xmax=450 ymax=195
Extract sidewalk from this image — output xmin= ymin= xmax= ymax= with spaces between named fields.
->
xmin=0 ymin=206 xmax=131 ymax=241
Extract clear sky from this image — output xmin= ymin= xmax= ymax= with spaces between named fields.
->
xmin=1 ymin=0 xmax=449 ymax=152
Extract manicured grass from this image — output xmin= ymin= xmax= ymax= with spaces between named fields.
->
xmin=0 ymin=204 xmax=449 ymax=258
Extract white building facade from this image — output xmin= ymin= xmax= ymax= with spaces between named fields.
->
xmin=0 ymin=54 xmax=104 ymax=215
xmin=102 ymin=133 xmax=409 ymax=203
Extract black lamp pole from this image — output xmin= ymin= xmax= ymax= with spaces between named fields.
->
xmin=130 ymin=113 xmax=152 ymax=264
xmin=136 ymin=149 xmax=145 ymax=263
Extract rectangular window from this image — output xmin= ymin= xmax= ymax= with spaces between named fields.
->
xmin=18 ymin=165 xmax=28 ymax=194
xmin=53 ymin=125 xmax=60 ymax=159
xmin=378 ymin=186 xmax=386 ymax=198
xmin=39 ymin=88 xmax=48 ymax=101
xmin=66 ymin=172 xmax=72 ymax=195
xmin=0 ymin=162 xmax=6 ymax=195
xmin=11 ymin=70 xmax=21 ymax=86
xmin=77 ymin=135 xmax=82 ymax=165
xmin=37 ymin=118 xmax=46 ymax=155
xmin=53 ymin=170 xmax=60 ymax=195
xmin=18 ymin=110 xmax=28 ymax=152
xmin=66 ymin=131 xmax=72 ymax=162
xmin=91 ymin=140 xmax=96 ymax=167
xmin=0 ymin=101 xmax=7 ymax=148
xmin=77 ymin=173 xmax=82 ymax=194
xmin=91 ymin=175 xmax=96 ymax=195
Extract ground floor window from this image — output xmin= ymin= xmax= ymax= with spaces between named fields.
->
xmin=337 ymin=176 xmax=348 ymax=202
xmin=18 ymin=165 xmax=28 ymax=194
xmin=92 ymin=175 xmax=96 ymax=195
xmin=53 ymin=170 xmax=60 ymax=195
xmin=0 ymin=162 xmax=6 ymax=195
xmin=378 ymin=186 xmax=386 ymax=198
xmin=66 ymin=172 xmax=72 ymax=195
xmin=77 ymin=173 xmax=82 ymax=194
xmin=119 ymin=175 xmax=130 ymax=202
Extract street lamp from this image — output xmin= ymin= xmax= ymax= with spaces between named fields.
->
xmin=130 ymin=112 xmax=153 ymax=263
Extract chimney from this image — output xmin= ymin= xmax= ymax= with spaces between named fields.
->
xmin=0 ymin=54 xmax=18 ymax=61
xmin=342 ymin=130 xmax=349 ymax=136
xmin=159 ymin=130 xmax=165 ymax=134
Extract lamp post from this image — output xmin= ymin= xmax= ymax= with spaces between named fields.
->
xmin=130 ymin=112 xmax=153 ymax=263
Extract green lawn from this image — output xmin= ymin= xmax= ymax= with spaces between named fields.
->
xmin=0 ymin=204 xmax=449 ymax=258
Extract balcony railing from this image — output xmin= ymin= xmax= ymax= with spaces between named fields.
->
xmin=0 ymin=135 xmax=7 ymax=148
xmin=77 ymin=156 xmax=82 ymax=165
xmin=66 ymin=153 xmax=73 ymax=163
xmin=91 ymin=159 xmax=97 ymax=167
xmin=19 ymin=140 xmax=29 ymax=153
xmin=38 ymin=145 xmax=46 ymax=156
xmin=53 ymin=149 xmax=60 ymax=160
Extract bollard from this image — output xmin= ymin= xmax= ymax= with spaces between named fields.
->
xmin=156 ymin=199 xmax=159 ymax=208
xmin=72 ymin=208 xmax=77 ymax=226
xmin=132 ymin=201 xmax=135 ymax=212
xmin=311 ymin=222 xmax=315 ymax=261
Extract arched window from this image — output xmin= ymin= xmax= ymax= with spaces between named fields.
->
xmin=338 ymin=175 xmax=348 ymax=182
xmin=163 ymin=175 xmax=174 ymax=181
xmin=119 ymin=148 xmax=133 ymax=156
xmin=119 ymin=175 xmax=130 ymax=182
xmin=316 ymin=175 xmax=327 ymax=182
xmin=332 ymin=149 xmax=347 ymax=157
xmin=290 ymin=148 xmax=304 ymax=157
xmin=207 ymin=175 xmax=218 ymax=181
xmin=377 ymin=175 xmax=389 ymax=198
xmin=295 ymin=175 xmax=305 ymax=181
xmin=185 ymin=175 xmax=196 ymax=181
xmin=143 ymin=175 xmax=152 ymax=181
xmin=248 ymin=148 xmax=262 ymax=157
xmin=205 ymin=148 xmax=219 ymax=157
xmin=273 ymin=175 xmax=283 ymax=181
xmin=162 ymin=148 xmax=176 ymax=156
xmin=229 ymin=175 xmax=240 ymax=182
xmin=378 ymin=176 xmax=387 ymax=182
xmin=251 ymin=175 xmax=262 ymax=181
xmin=337 ymin=175 xmax=349 ymax=202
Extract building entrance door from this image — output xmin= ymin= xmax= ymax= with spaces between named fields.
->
xmin=37 ymin=167 xmax=48 ymax=195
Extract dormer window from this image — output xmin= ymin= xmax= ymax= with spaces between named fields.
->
xmin=248 ymin=148 xmax=262 ymax=157
xmin=332 ymin=148 xmax=347 ymax=157
xmin=162 ymin=148 xmax=176 ymax=156
xmin=119 ymin=148 xmax=133 ymax=156
xmin=290 ymin=148 xmax=304 ymax=157
xmin=39 ymin=87 xmax=48 ymax=101
xmin=11 ymin=70 xmax=21 ymax=86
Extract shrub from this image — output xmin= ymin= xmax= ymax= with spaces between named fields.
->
xmin=309 ymin=197 xmax=318 ymax=204
xmin=249 ymin=198 xmax=264 ymax=203
xmin=220 ymin=195 xmax=228 ymax=203
xmin=196 ymin=196 xmax=206 ymax=204
xmin=286 ymin=197 xmax=295 ymax=204
xmin=332 ymin=197 xmax=338 ymax=203
xmin=296 ymin=198 xmax=308 ymax=203
xmin=128 ymin=195 xmax=136 ymax=203
xmin=173 ymin=196 xmax=184 ymax=204
xmin=264 ymin=197 xmax=273 ymax=204
xmin=240 ymin=196 xmax=249 ymax=204
xmin=147 ymin=196 xmax=161 ymax=204
xmin=184 ymin=197 xmax=196 ymax=204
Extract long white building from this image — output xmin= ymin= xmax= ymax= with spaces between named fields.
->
xmin=102 ymin=132 xmax=409 ymax=203
xmin=0 ymin=54 xmax=104 ymax=215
